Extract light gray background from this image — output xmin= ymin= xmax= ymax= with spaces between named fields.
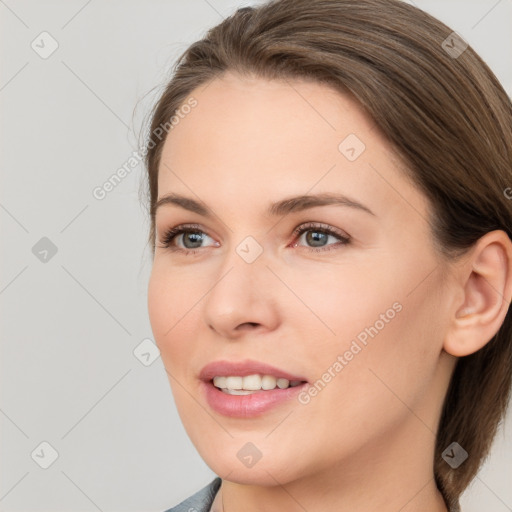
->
xmin=1 ymin=1 xmax=511 ymax=511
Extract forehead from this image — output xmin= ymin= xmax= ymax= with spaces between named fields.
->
xmin=156 ymin=72 xmax=429 ymax=224
xmin=161 ymin=72 xmax=378 ymax=159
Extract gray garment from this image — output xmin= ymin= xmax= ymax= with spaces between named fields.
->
xmin=163 ymin=477 xmax=222 ymax=512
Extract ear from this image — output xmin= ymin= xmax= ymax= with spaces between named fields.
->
xmin=444 ymin=230 xmax=512 ymax=357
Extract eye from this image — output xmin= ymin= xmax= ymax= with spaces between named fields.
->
xmin=291 ymin=222 xmax=350 ymax=252
xmin=157 ymin=223 xmax=219 ymax=254
xmin=156 ymin=222 xmax=350 ymax=255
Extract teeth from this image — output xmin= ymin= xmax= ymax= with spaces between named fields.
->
xmin=226 ymin=376 xmax=243 ymax=390
xmin=276 ymin=377 xmax=290 ymax=389
xmin=243 ymin=374 xmax=263 ymax=390
xmin=262 ymin=375 xmax=277 ymax=390
xmin=212 ymin=374 xmax=304 ymax=391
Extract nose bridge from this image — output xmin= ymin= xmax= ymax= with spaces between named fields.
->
xmin=208 ymin=233 xmax=268 ymax=307
xmin=218 ymin=232 xmax=270 ymax=287
xmin=202 ymin=233 xmax=279 ymax=335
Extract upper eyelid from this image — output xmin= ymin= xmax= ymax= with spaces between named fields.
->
xmin=295 ymin=222 xmax=348 ymax=236
xmin=158 ymin=222 xmax=346 ymax=237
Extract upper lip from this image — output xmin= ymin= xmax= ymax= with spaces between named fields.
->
xmin=199 ymin=359 xmax=308 ymax=382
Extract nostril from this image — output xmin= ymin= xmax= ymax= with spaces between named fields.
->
xmin=238 ymin=322 xmax=260 ymax=330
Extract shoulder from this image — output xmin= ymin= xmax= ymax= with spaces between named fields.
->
xmin=163 ymin=477 xmax=222 ymax=512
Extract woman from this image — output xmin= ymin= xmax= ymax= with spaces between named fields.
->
xmin=142 ymin=0 xmax=512 ymax=510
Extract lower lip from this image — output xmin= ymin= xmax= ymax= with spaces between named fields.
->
xmin=201 ymin=380 xmax=309 ymax=418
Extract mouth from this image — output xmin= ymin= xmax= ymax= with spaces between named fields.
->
xmin=198 ymin=360 xmax=309 ymax=418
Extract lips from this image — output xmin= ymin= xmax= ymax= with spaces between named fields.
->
xmin=198 ymin=360 xmax=310 ymax=417
xmin=199 ymin=359 xmax=308 ymax=383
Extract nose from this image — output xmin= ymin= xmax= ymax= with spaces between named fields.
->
xmin=202 ymin=244 xmax=281 ymax=340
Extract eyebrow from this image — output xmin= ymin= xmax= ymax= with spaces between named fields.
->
xmin=155 ymin=192 xmax=375 ymax=218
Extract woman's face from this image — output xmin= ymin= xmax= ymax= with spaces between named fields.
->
xmin=147 ymin=72 xmax=457 ymax=486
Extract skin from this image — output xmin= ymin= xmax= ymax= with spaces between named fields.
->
xmin=147 ymin=72 xmax=512 ymax=512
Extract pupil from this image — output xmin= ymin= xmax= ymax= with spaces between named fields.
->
xmin=184 ymin=232 xmax=203 ymax=249
xmin=306 ymin=231 xmax=327 ymax=247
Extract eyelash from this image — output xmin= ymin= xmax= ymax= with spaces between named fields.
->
xmin=157 ymin=222 xmax=350 ymax=256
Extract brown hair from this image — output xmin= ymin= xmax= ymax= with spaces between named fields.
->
xmin=141 ymin=0 xmax=512 ymax=509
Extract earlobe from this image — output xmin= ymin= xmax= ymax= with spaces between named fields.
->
xmin=444 ymin=230 xmax=512 ymax=358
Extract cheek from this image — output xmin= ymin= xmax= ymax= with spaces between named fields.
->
xmin=323 ymin=279 xmax=445 ymax=434
xmin=292 ymin=257 xmax=444 ymax=419
xmin=277 ymin=261 xmax=401 ymax=352
xmin=147 ymin=265 xmax=199 ymax=364
xmin=293 ymin=304 xmax=439 ymax=471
